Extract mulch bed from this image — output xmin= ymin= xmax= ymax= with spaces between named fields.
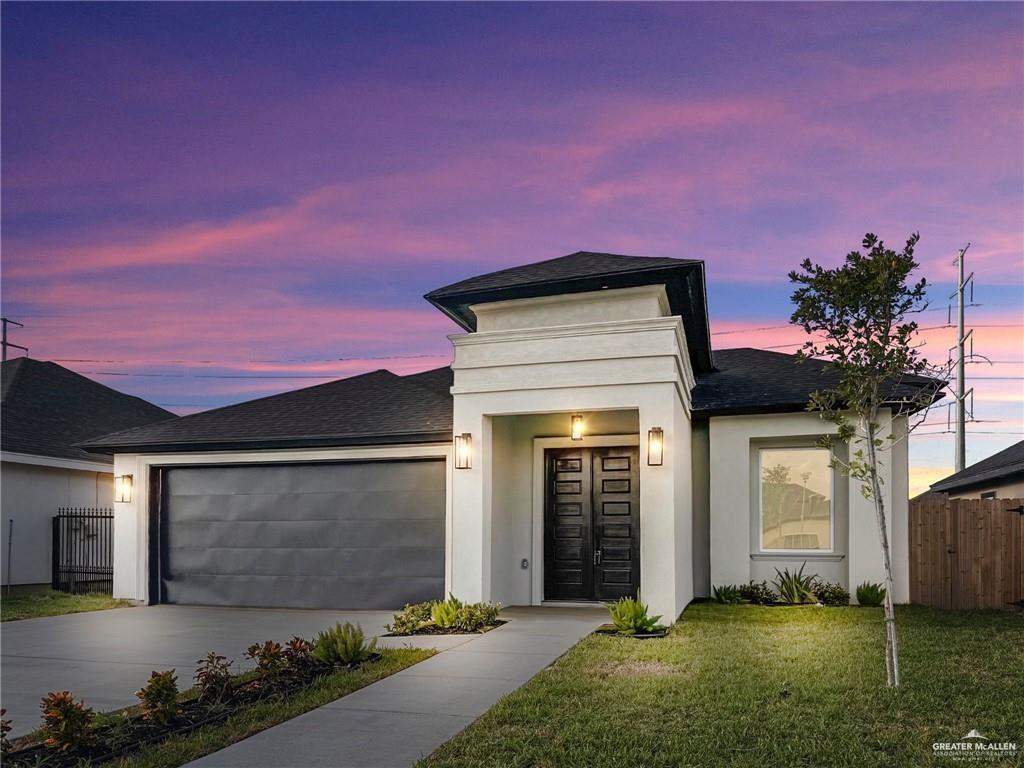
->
xmin=384 ymin=621 xmax=506 ymax=637
xmin=5 ymin=655 xmax=380 ymax=768
xmin=594 ymin=623 xmax=670 ymax=639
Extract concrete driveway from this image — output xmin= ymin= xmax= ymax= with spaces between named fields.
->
xmin=1 ymin=605 xmax=456 ymax=738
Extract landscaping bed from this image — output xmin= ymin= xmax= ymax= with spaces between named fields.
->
xmin=2 ymin=624 xmax=432 ymax=768
xmin=419 ymin=604 xmax=1024 ymax=768
xmin=384 ymin=595 xmax=504 ymax=636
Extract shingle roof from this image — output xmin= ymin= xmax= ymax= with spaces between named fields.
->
xmin=82 ymin=368 xmax=453 ymax=454
xmin=930 ymin=441 xmax=1024 ymax=493
xmin=425 ymin=251 xmax=713 ymax=372
xmin=690 ymin=348 xmax=941 ymax=417
xmin=1 ymin=358 xmax=174 ymax=463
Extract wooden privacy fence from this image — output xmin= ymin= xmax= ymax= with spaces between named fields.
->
xmin=910 ymin=497 xmax=1024 ymax=610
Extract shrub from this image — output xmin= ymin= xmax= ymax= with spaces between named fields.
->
xmin=312 ymin=622 xmax=377 ymax=665
xmin=856 ymin=581 xmax=887 ymax=607
xmin=1 ymin=708 xmax=11 ymax=757
xmin=812 ymin=579 xmax=850 ymax=606
xmin=39 ymin=691 xmax=94 ymax=751
xmin=135 ymin=670 xmax=179 ymax=726
xmin=194 ymin=652 xmax=233 ymax=704
xmin=245 ymin=640 xmax=286 ymax=678
xmin=607 ymin=596 xmax=665 ymax=635
xmin=386 ymin=596 xmax=502 ymax=635
xmin=386 ymin=601 xmax=434 ymax=635
xmin=712 ymin=584 xmax=743 ymax=604
xmin=773 ymin=563 xmax=818 ymax=604
xmin=431 ymin=595 xmax=462 ymax=629
xmin=739 ymin=580 xmax=776 ymax=605
xmin=283 ymin=636 xmax=316 ymax=674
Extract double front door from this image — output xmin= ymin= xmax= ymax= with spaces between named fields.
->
xmin=544 ymin=446 xmax=640 ymax=601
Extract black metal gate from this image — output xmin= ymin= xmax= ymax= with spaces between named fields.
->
xmin=52 ymin=508 xmax=114 ymax=594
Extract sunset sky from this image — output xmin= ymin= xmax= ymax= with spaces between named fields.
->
xmin=2 ymin=2 xmax=1021 ymax=496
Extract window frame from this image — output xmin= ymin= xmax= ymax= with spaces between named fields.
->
xmin=757 ymin=446 xmax=836 ymax=554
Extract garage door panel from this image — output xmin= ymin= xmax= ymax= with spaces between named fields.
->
xmin=160 ymin=460 xmax=445 ymax=609
xmin=164 ymin=490 xmax=444 ymax=523
xmin=163 ymin=575 xmax=442 ymax=611
xmin=165 ymin=463 xmax=445 ymax=496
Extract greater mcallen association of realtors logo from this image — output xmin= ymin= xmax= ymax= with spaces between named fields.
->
xmin=933 ymin=730 xmax=1018 ymax=761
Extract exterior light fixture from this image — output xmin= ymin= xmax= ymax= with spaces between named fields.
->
xmin=454 ymin=433 xmax=473 ymax=469
xmin=570 ymin=414 xmax=584 ymax=441
xmin=114 ymin=474 xmax=134 ymax=503
xmin=647 ymin=428 xmax=664 ymax=466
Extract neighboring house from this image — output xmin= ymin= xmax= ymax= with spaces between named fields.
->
xmin=1 ymin=358 xmax=174 ymax=585
xmin=929 ymin=441 xmax=1024 ymax=499
xmin=82 ymin=252 xmax=937 ymax=618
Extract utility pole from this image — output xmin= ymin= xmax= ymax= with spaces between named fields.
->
xmin=950 ymin=245 xmax=973 ymax=472
xmin=1 ymin=317 xmax=27 ymax=362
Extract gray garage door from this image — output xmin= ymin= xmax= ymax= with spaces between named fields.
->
xmin=158 ymin=460 xmax=445 ymax=609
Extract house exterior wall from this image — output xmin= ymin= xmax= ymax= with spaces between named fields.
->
xmin=1 ymin=458 xmax=113 ymax=585
xmin=708 ymin=410 xmax=910 ymax=604
xmin=945 ymin=477 xmax=1024 ymax=499
xmin=690 ymin=421 xmax=711 ymax=598
xmin=450 ymin=286 xmax=695 ymax=622
xmin=110 ymin=444 xmax=452 ymax=603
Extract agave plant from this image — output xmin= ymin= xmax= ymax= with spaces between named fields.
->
xmin=856 ymin=581 xmax=886 ymax=607
xmin=772 ymin=563 xmax=817 ymax=604
xmin=607 ymin=596 xmax=665 ymax=635
xmin=312 ymin=622 xmax=377 ymax=665
xmin=430 ymin=595 xmax=463 ymax=629
xmin=712 ymin=584 xmax=743 ymax=604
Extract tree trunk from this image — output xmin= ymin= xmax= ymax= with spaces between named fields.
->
xmin=865 ymin=420 xmax=901 ymax=687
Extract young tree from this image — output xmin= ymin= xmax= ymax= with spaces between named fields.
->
xmin=789 ymin=232 xmax=946 ymax=687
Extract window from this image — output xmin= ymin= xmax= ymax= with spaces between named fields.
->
xmin=980 ymin=491 xmax=996 ymax=500
xmin=759 ymin=447 xmax=833 ymax=551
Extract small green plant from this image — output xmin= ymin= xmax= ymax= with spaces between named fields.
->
xmin=1 ymin=708 xmax=12 ymax=757
xmin=856 ymin=581 xmax=887 ymax=607
xmin=39 ymin=691 xmax=95 ymax=751
xmin=135 ymin=670 xmax=179 ymax=726
xmin=431 ymin=595 xmax=462 ymax=629
xmin=312 ymin=622 xmax=378 ymax=665
xmin=739 ymin=580 xmax=776 ymax=605
xmin=283 ymin=636 xmax=316 ymax=674
xmin=194 ymin=652 xmax=233 ymax=704
xmin=713 ymin=584 xmax=743 ymax=604
xmin=245 ymin=640 xmax=286 ymax=677
xmin=386 ymin=601 xmax=435 ymax=634
xmin=773 ymin=563 xmax=818 ymax=604
xmin=812 ymin=579 xmax=851 ymax=606
xmin=607 ymin=596 xmax=665 ymax=635
xmin=454 ymin=601 xmax=501 ymax=631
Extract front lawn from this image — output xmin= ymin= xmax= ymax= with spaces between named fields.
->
xmin=422 ymin=604 xmax=1024 ymax=768
xmin=1 ymin=590 xmax=131 ymax=621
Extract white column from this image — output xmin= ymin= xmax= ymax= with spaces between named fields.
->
xmin=112 ymin=453 xmax=145 ymax=601
xmin=449 ymin=407 xmax=492 ymax=603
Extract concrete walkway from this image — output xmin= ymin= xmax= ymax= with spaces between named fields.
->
xmin=186 ymin=606 xmax=605 ymax=768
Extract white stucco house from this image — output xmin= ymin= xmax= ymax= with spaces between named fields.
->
xmin=83 ymin=252 xmax=936 ymax=620
xmin=1 ymin=358 xmax=173 ymax=585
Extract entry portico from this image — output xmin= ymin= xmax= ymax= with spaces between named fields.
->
xmin=428 ymin=257 xmax=708 ymax=622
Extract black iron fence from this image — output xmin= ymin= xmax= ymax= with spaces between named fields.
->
xmin=52 ymin=507 xmax=114 ymax=594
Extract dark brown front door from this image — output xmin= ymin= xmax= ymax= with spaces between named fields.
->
xmin=544 ymin=446 xmax=640 ymax=601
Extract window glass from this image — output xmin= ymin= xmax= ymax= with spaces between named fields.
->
xmin=760 ymin=448 xmax=832 ymax=551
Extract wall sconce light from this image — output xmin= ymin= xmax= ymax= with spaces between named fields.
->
xmin=570 ymin=414 xmax=584 ymax=441
xmin=454 ymin=433 xmax=473 ymax=469
xmin=114 ymin=474 xmax=134 ymax=503
xmin=647 ymin=428 xmax=664 ymax=466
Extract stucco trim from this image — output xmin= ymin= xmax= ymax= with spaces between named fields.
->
xmin=1 ymin=451 xmax=113 ymax=473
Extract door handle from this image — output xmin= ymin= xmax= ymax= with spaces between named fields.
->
xmin=593 ymin=549 xmax=602 ymax=565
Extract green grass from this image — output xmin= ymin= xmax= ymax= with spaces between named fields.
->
xmin=106 ymin=648 xmax=433 ymax=768
xmin=421 ymin=604 xmax=1024 ymax=768
xmin=0 ymin=589 xmax=132 ymax=621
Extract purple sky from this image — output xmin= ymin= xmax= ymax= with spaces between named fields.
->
xmin=2 ymin=2 xmax=1022 ymax=494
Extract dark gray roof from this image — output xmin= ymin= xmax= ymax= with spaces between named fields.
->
xmin=930 ymin=441 xmax=1024 ymax=493
xmin=691 ymin=348 xmax=941 ymax=417
xmin=425 ymin=251 xmax=713 ymax=372
xmin=1 ymin=358 xmax=174 ymax=463
xmin=82 ymin=368 xmax=453 ymax=454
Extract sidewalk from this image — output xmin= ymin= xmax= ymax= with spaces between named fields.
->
xmin=186 ymin=606 xmax=605 ymax=768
